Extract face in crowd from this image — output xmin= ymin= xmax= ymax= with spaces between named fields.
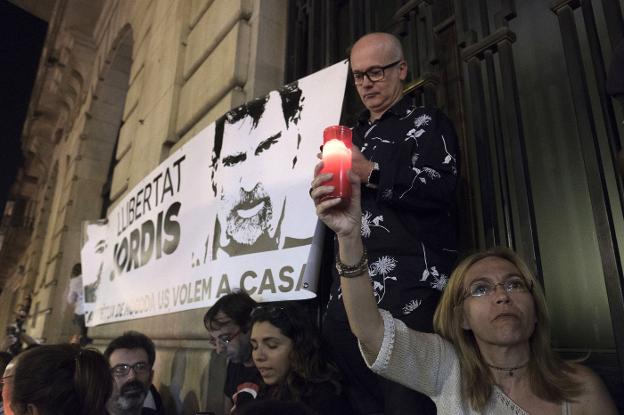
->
xmin=250 ymin=319 xmax=293 ymax=386
xmin=207 ymin=311 xmax=251 ymax=364
xmin=350 ymin=33 xmax=407 ymax=118
xmin=459 ymin=256 xmax=537 ymax=349
xmin=214 ymin=91 xmax=295 ymax=249
xmin=108 ymin=348 xmax=153 ymax=413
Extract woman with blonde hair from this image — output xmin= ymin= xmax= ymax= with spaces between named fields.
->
xmin=310 ymin=167 xmax=617 ymax=414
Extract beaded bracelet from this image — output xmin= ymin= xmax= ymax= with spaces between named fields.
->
xmin=335 ymin=248 xmax=368 ymax=278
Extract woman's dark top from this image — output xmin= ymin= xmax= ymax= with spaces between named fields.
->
xmin=255 ymin=380 xmax=354 ymax=415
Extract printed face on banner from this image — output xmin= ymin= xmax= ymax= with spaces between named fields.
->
xmin=211 ymin=86 xmax=303 ymax=259
xmin=81 ymin=221 xmax=111 ymax=325
xmin=83 ymin=239 xmax=106 ymax=321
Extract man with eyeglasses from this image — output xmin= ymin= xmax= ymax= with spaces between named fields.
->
xmin=104 ymin=331 xmax=162 ymax=415
xmin=321 ymin=32 xmax=459 ymax=415
xmin=204 ymin=292 xmax=261 ymax=414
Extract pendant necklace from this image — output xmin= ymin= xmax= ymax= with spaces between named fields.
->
xmin=487 ymin=362 xmax=528 ymax=377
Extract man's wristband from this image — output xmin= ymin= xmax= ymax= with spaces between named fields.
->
xmin=336 ymin=248 xmax=368 ymax=278
xmin=366 ymin=162 xmax=380 ymax=189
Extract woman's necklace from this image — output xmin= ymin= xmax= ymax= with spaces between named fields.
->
xmin=487 ymin=362 xmax=529 ymax=377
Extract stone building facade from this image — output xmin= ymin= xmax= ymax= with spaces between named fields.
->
xmin=3 ymin=0 xmax=624 ymax=411
xmin=0 ymin=0 xmax=288 ymax=412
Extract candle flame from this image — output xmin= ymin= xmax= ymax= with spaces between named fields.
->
xmin=323 ymin=139 xmax=350 ymax=156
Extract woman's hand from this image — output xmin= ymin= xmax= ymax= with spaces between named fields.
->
xmin=311 ymin=162 xmax=384 ymax=354
xmin=310 ymin=161 xmax=361 ymax=239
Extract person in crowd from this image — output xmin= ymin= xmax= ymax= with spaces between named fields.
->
xmin=0 ymin=352 xmax=12 ymax=415
xmin=2 ymin=327 xmax=40 ymax=358
xmin=2 ymin=326 xmax=21 ymax=358
xmin=322 ymin=31 xmax=459 ymax=414
xmin=13 ymin=296 xmax=30 ymax=335
xmin=104 ymin=331 xmax=162 ymax=415
xmin=311 ymin=169 xmax=617 ymax=414
xmin=66 ymin=263 xmax=92 ymax=346
xmin=204 ymin=291 xmax=261 ymax=414
xmin=249 ymin=302 xmax=353 ymax=414
xmin=7 ymin=344 xmax=111 ymax=415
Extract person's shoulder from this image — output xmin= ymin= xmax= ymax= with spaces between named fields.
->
xmin=567 ymin=362 xmax=605 ymax=387
xmin=411 ymin=106 xmax=458 ymax=142
xmin=395 ymin=102 xmax=452 ymax=130
xmin=411 ymin=105 xmax=452 ymax=121
xmin=567 ymin=363 xmax=618 ymax=414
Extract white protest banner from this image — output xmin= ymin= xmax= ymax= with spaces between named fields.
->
xmin=80 ymin=61 xmax=349 ymax=326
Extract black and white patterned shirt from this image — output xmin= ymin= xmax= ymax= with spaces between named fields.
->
xmin=328 ymin=94 xmax=459 ymax=319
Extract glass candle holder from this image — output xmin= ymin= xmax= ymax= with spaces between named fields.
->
xmin=319 ymin=125 xmax=352 ymax=208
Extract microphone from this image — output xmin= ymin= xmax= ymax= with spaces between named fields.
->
xmin=231 ymin=382 xmax=259 ymax=412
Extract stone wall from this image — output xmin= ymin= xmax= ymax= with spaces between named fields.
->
xmin=0 ymin=0 xmax=289 ymax=413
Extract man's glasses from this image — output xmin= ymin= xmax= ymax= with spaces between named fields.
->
xmin=111 ymin=362 xmax=150 ymax=378
xmin=0 ymin=375 xmax=12 ymax=385
xmin=207 ymin=329 xmax=241 ymax=348
xmin=463 ymin=276 xmax=533 ymax=300
xmin=352 ymin=60 xmax=402 ymax=85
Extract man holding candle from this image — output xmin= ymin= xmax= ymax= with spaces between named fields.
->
xmin=209 ymin=82 xmax=310 ymax=259
xmin=319 ymin=32 xmax=459 ymax=415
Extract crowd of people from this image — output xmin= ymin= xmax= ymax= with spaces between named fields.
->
xmin=0 ymin=31 xmax=621 ymax=415
xmin=0 ymin=330 xmax=167 ymax=415
xmin=1 ymin=295 xmax=35 ymax=358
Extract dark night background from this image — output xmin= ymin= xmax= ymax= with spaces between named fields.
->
xmin=0 ymin=0 xmax=47 ymax=216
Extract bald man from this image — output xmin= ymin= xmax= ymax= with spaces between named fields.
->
xmin=322 ymin=32 xmax=459 ymax=414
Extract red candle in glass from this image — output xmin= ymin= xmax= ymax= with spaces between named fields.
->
xmin=320 ymin=125 xmax=352 ymax=208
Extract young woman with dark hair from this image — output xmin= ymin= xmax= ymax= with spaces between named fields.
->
xmin=9 ymin=344 xmax=112 ymax=415
xmin=248 ymin=302 xmax=353 ymax=414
